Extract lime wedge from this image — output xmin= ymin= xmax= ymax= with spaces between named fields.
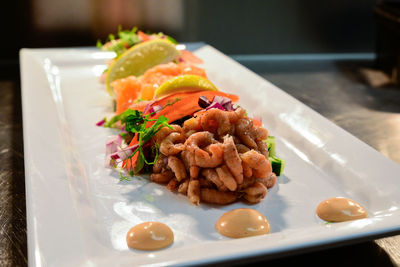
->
xmin=106 ymin=39 xmax=179 ymax=96
xmin=154 ymin=75 xmax=218 ymax=99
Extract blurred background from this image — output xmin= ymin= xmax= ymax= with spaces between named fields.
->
xmin=3 ymin=0 xmax=399 ymax=83
xmin=5 ymin=0 xmax=377 ymax=53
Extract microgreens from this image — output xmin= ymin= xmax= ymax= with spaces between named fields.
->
xmin=97 ymin=26 xmax=140 ymax=56
xmin=104 ymin=98 xmax=180 ymax=175
xmin=96 ymin=26 xmax=178 ymax=57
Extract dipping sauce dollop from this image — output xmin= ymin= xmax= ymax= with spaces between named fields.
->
xmin=126 ymin=222 xmax=174 ymax=250
xmin=216 ymin=208 xmax=270 ymax=238
xmin=316 ymin=197 xmax=368 ymax=222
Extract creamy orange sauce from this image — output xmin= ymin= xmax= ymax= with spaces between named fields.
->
xmin=316 ymin=197 xmax=368 ymax=222
xmin=216 ymin=208 xmax=270 ymax=238
xmin=126 ymin=222 xmax=174 ymax=250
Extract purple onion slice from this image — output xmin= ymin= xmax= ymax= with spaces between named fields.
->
xmin=198 ymin=95 xmax=211 ymax=108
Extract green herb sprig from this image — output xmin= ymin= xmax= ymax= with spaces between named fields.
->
xmin=104 ymin=98 xmax=180 ymax=175
xmin=97 ymin=26 xmax=140 ymax=56
xmin=96 ymin=26 xmax=179 ymax=57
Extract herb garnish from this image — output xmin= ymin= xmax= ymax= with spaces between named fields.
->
xmin=97 ymin=26 xmax=140 ymax=56
xmin=104 ymin=98 xmax=180 ymax=176
xmin=97 ymin=26 xmax=179 ymax=57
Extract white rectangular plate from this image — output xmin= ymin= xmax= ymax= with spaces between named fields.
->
xmin=20 ymin=46 xmax=400 ymax=267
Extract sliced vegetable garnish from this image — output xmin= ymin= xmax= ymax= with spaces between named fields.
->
xmin=129 ymin=90 xmax=239 ymax=124
xmin=103 ymin=99 xmax=180 ymax=174
xmin=266 ymin=135 xmax=276 ymax=157
xmin=153 ymin=74 xmax=218 ymax=99
xmin=97 ymin=27 xmax=178 ymax=58
xmin=106 ymin=39 xmax=180 ymax=96
xmin=198 ymin=95 xmax=211 ymax=108
xmin=264 ymin=136 xmax=285 ymax=176
xmin=98 ymin=26 xmax=141 ymax=57
xmin=98 ymin=28 xmax=286 ymax=182
xmin=205 ymin=95 xmax=235 ymax=111
xmin=96 ymin=118 xmax=106 ymax=126
xmin=269 ymin=156 xmax=285 ymax=176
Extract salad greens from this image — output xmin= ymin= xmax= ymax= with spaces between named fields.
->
xmin=97 ymin=26 xmax=178 ymax=57
xmin=97 ymin=26 xmax=140 ymax=57
xmin=104 ymin=98 xmax=180 ymax=176
xmin=104 ymin=109 xmax=171 ymax=175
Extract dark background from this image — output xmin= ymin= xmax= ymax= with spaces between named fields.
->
xmin=2 ymin=0 xmax=377 ymax=65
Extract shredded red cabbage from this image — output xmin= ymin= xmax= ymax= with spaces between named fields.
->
xmin=143 ymin=103 xmax=151 ymax=114
xmin=205 ymin=102 xmax=225 ymax=111
xmin=106 ymin=135 xmax=122 ymax=155
xmin=203 ymin=95 xmax=236 ymax=111
xmin=198 ymin=95 xmax=211 ymax=108
xmin=149 ymin=105 xmax=162 ymax=116
xmin=96 ymin=118 xmax=106 ymax=126
xmin=109 ymin=144 xmax=139 ymax=161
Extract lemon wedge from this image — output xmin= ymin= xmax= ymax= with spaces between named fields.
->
xmin=154 ymin=75 xmax=218 ymax=99
xmin=106 ymin=39 xmax=180 ymax=96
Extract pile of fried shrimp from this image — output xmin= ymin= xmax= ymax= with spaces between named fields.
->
xmin=150 ymin=107 xmax=277 ymax=205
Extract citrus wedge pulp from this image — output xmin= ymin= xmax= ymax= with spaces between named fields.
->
xmin=106 ymin=39 xmax=180 ymax=96
xmin=154 ymin=74 xmax=218 ymax=99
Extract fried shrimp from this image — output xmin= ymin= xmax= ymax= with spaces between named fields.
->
xmin=147 ymin=105 xmax=279 ymax=205
xmin=237 ymin=176 xmax=256 ymax=190
xmin=258 ymin=173 xmax=277 ymax=189
xmin=181 ymin=150 xmax=199 ymax=179
xmin=236 ymin=144 xmax=251 ymax=154
xmin=200 ymin=108 xmax=231 ymax=136
xmin=243 ymin=182 xmax=267 ymax=203
xmin=160 ymin=132 xmax=185 ymax=156
xmin=198 ymin=177 xmax=214 ymax=188
xmin=150 ymin=170 xmax=174 ymax=184
xmin=195 ymin=143 xmax=224 ymax=168
xmin=167 ymin=178 xmax=179 ymax=191
xmin=242 ymin=160 xmax=253 ymax=178
xmin=185 ymin=131 xmax=215 ymax=152
xmin=185 ymin=131 xmax=223 ymax=168
xmin=227 ymin=107 xmax=246 ymax=123
xmin=183 ymin=117 xmax=201 ymax=136
xmin=188 ymin=179 xmax=200 ymax=205
xmin=167 ymin=156 xmax=187 ymax=181
xmin=252 ymin=126 xmax=269 ymax=141
xmin=232 ymin=135 xmax=242 ymax=145
xmin=216 ymin=165 xmax=237 ymax=191
xmin=178 ymin=179 xmax=189 ymax=195
xmin=240 ymin=150 xmax=272 ymax=178
xmin=236 ymin=118 xmax=258 ymax=149
xmin=256 ymin=140 xmax=269 ymax=158
xmin=202 ymin=168 xmax=227 ymax=191
xmin=223 ymin=135 xmax=243 ymax=184
xmin=152 ymin=155 xmax=166 ymax=174
xmin=153 ymin=124 xmax=182 ymax=144
xmin=200 ymin=188 xmax=237 ymax=205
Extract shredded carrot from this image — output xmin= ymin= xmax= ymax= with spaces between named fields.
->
xmin=125 ymin=135 xmax=139 ymax=170
xmin=252 ymin=117 xmax=262 ymax=127
xmin=147 ymin=90 xmax=238 ymax=123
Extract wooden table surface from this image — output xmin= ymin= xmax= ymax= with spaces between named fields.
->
xmin=1 ymin=54 xmax=400 ymax=266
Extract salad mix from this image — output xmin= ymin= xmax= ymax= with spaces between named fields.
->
xmin=97 ymin=28 xmax=284 ymax=205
